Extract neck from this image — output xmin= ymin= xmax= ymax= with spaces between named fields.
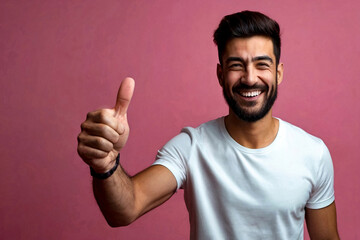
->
xmin=224 ymin=109 xmax=279 ymax=149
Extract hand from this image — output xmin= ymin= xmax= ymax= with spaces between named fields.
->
xmin=77 ymin=77 xmax=135 ymax=173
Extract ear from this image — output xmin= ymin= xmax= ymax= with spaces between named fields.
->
xmin=276 ymin=62 xmax=284 ymax=85
xmin=217 ymin=63 xmax=224 ymax=87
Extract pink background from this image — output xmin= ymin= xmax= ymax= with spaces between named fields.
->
xmin=1 ymin=0 xmax=359 ymax=239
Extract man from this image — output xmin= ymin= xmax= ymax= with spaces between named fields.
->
xmin=77 ymin=11 xmax=339 ymax=239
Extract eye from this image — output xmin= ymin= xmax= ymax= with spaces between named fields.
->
xmin=256 ymin=62 xmax=270 ymax=69
xmin=228 ymin=63 xmax=244 ymax=70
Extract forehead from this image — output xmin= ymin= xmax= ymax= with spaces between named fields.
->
xmin=223 ymin=36 xmax=275 ymax=61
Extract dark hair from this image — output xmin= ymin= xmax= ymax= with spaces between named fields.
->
xmin=213 ymin=11 xmax=281 ymax=65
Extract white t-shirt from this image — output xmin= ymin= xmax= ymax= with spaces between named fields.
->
xmin=153 ymin=117 xmax=335 ymax=240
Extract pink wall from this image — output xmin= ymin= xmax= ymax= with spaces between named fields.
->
xmin=1 ymin=0 xmax=359 ymax=239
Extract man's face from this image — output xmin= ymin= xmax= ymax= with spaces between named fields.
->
xmin=217 ymin=36 xmax=283 ymax=122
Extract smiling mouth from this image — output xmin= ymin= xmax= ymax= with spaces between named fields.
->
xmin=239 ymin=90 xmax=262 ymax=98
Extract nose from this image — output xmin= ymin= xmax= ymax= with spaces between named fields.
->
xmin=242 ymin=66 xmax=257 ymax=86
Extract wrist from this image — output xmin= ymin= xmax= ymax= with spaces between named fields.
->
xmin=90 ymin=154 xmax=120 ymax=179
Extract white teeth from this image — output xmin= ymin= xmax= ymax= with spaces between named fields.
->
xmin=240 ymin=91 xmax=261 ymax=97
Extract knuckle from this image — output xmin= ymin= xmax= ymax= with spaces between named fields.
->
xmin=80 ymin=122 xmax=87 ymax=131
xmin=78 ymin=131 xmax=89 ymax=141
xmin=99 ymin=110 xmax=109 ymax=123
xmin=86 ymin=111 xmax=93 ymax=120
xmin=95 ymin=137 xmax=106 ymax=147
xmin=77 ymin=132 xmax=85 ymax=142
xmin=77 ymin=144 xmax=86 ymax=158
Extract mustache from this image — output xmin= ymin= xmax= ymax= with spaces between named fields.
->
xmin=233 ymin=83 xmax=268 ymax=92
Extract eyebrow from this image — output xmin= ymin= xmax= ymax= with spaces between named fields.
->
xmin=225 ymin=55 xmax=273 ymax=64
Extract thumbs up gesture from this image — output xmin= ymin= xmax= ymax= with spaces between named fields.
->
xmin=77 ymin=77 xmax=135 ymax=173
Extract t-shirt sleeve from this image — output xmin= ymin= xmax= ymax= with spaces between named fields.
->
xmin=152 ymin=128 xmax=193 ymax=190
xmin=306 ymin=141 xmax=335 ymax=209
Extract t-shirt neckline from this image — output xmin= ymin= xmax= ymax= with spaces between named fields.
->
xmin=219 ymin=116 xmax=283 ymax=154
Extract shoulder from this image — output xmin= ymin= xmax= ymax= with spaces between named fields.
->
xmin=278 ymin=118 xmax=331 ymax=164
xmin=181 ymin=117 xmax=224 ymax=142
xmin=279 ymin=119 xmax=326 ymax=148
xmin=160 ymin=117 xmax=223 ymax=153
xmin=278 ymin=119 xmax=334 ymax=185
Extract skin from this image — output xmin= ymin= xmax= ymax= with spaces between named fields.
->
xmin=217 ymin=36 xmax=339 ymax=239
xmin=77 ymin=77 xmax=177 ymax=226
xmin=306 ymin=202 xmax=340 ymax=239
xmin=217 ymin=36 xmax=283 ymax=149
xmin=77 ymin=37 xmax=339 ymax=238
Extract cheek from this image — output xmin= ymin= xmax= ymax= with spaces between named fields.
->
xmin=259 ymin=71 xmax=276 ymax=86
xmin=225 ymin=72 xmax=241 ymax=85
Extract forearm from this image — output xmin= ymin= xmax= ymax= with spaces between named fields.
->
xmin=92 ymin=165 xmax=137 ymax=227
xmin=77 ymin=78 xmax=142 ymax=226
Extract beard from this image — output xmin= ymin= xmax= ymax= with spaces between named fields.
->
xmin=223 ymin=78 xmax=278 ymax=122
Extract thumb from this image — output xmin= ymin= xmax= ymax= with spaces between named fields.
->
xmin=114 ymin=77 xmax=135 ymax=117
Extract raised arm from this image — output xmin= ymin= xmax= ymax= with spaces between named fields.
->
xmin=77 ymin=78 xmax=177 ymax=227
